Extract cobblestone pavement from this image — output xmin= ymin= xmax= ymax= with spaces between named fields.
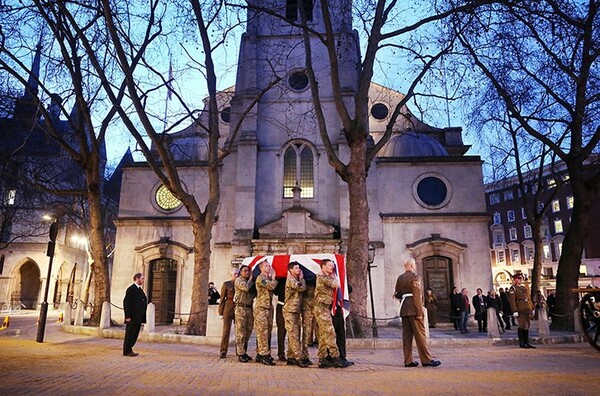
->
xmin=1 ymin=313 xmax=599 ymax=395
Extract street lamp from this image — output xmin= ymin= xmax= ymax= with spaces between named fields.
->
xmin=367 ymin=243 xmax=378 ymax=338
xmin=37 ymin=218 xmax=58 ymax=343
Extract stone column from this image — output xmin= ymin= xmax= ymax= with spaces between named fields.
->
xmin=144 ymin=303 xmax=155 ymax=333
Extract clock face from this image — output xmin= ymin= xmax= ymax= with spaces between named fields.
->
xmin=155 ymin=184 xmax=182 ymax=211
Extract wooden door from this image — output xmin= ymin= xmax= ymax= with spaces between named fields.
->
xmin=149 ymin=259 xmax=177 ymax=324
xmin=422 ymin=256 xmax=452 ymax=318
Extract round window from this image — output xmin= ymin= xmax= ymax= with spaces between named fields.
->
xmin=371 ymin=103 xmax=389 ymax=120
xmin=155 ymin=184 xmax=182 ymax=211
xmin=220 ymin=107 xmax=231 ymax=123
xmin=415 ymin=176 xmax=449 ymax=207
xmin=288 ymin=71 xmax=309 ymax=91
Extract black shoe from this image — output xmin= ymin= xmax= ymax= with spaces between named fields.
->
xmin=287 ymin=358 xmax=298 ymax=366
xmin=525 ymin=344 xmax=536 ymax=349
xmin=255 ymin=354 xmax=264 ymax=363
xmin=220 ymin=352 xmax=226 ymax=358
xmin=278 ymin=354 xmax=287 ymax=362
xmin=297 ymin=359 xmax=309 ymax=368
xmin=244 ymin=353 xmax=253 ymax=361
xmin=262 ymin=355 xmax=276 ymax=366
xmin=405 ymin=361 xmax=419 ymax=367
xmin=318 ymin=358 xmax=333 ymax=368
xmin=125 ymin=352 xmax=139 ymax=357
xmin=332 ymin=357 xmax=352 ymax=368
xmin=238 ymin=355 xmax=249 ymax=363
xmin=422 ymin=360 xmax=441 ymax=367
xmin=300 ymin=358 xmax=313 ymax=366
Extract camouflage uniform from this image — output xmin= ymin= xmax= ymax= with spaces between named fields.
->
xmin=301 ymin=284 xmax=317 ymax=359
xmin=254 ymin=273 xmax=278 ymax=357
xmin=313 ymin=273 xmax=340 ymax=359
xmin=234 ymin=276 xmax=254 ymax=357
xmin=283 ymin=275 xmax=306 ymax=361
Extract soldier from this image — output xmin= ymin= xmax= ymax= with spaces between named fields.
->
xmin=254 ymin=259 xmax=278 ymax=365
xmin=218 ymin=269 xmax=238 ymax=358
xmin=394 ymin=257 xmax=441 ymax=368
xmin=508 ymin=273 xmax=536 ymax=349
xmin=234 ymin=265 xmax=254 ymax=363
xmin=313 ymin=259 xmax=352 ymax=368
xmin=283 ymin=261 xmax=308 ymax=367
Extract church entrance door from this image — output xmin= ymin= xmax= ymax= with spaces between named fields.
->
xmin=422 ymin=256 xmax=452 ymax=319
xmin=148 ymin=258 xmax=177 ymax=324
xmin=19 ymin=260 xmax=41 ymax=309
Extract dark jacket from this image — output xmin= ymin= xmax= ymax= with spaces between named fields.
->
xmin=123 ymin=284 xmax=147 ymax=324
xmin=456 ymin=293 xmax=470 ymax=313
xmin=472 ymin=294 xmax=488 ymax=317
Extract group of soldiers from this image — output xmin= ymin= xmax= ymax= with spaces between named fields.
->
xmin=219 ymin=258 xmax=352 ymax=368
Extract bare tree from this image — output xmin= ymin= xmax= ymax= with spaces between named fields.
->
xmin=448 ymin=0 xmax=600 ymax=329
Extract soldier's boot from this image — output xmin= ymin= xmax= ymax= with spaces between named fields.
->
xmin=300 ymin=358 xmax=313 ymax=366
xmin=518 ymin=329 xmax=527 ymax=348
xmin=318 ymin=358 xmax=334 ymax=368
xmin=332 ymin=357 xmax=353 ymax=368
xmin=255 ymin=354 xmax=264 ymax=363
xmin=262 ymin=355 xmax=276 ymax=366
xmin=286 ymin=358 xmax=298 ymax=366
xmin=524 ymin=330 xmax=536 ymax=349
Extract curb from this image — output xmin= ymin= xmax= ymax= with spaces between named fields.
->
xmin=62 ymin=324 xmax=585 ymax=349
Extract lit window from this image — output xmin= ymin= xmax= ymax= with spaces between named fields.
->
xmin=511 ymin=248 xmax=520 ymax=263
xmin=557 ymin=242 xmax=563 ymax=256
xmin=493 ymin=231 xmax=505 ymax=245
xmin=554 ymin=219 xmax=563 ymax=233
xmin=521 ymin=207 xmax=527 ymax=219
xmin=489 ymin=193 xmax=500 ymax=205
xmin=547 ymin=178 xmax=556 ymax=188
xmin=543 ymin=244 xmax=551 ymax=259
xmin=493 ymin=212 xmax=501 ymax=224
xmin=283 ymin=143 xmax=314 ymax=198
xmin=504 ymin=190 xmax=513 ymax=200
xmin=525 ymin=246 xmax=534 ymax=261
xmin=6 ymin=189 xmax=16 ymax=205
xmin=497 ymin=250 xmax=505 ymax=263
xmin=507 ymin=210 xmax=515 ymax=222
xmin=551 ymin=200 xmax=560 ymax=213
xmin=524 ymin=225 xmax=532 ymax=239
xmin=567 ymin=196 xmax=574 ymax=209
xmin=509 ymin=227 xmax=518 ymax=241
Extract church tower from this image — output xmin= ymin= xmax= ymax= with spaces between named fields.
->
xmin=226 ymin=0 xmax=360 ymax=256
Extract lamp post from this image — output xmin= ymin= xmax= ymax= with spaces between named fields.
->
xmin=37 ymin=219 xmax=58 ymax=343
xmin=367 ymin=243 xmax=378 ymax=338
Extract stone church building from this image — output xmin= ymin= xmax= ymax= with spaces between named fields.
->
xmin=111 ymin=1 xmax=492 ymax=325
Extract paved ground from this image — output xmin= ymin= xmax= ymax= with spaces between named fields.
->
xmin=1 ymin=311 xmax=599 ymax=395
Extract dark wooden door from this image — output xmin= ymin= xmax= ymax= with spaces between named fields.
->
xmin=149 ymin=259 xmax=177 ymax=324
xmin=422 ymin=256 xmax=452 ymax=318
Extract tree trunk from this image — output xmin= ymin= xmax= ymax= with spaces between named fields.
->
xmin=551 ymin=177 xmax=592 ymax=331
xmin=344 ymin=139 xmax=370 ymax=337
xmin=530 ymin=221 xmax=544 ymax=298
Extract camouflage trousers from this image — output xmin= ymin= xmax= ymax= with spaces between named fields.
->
xmin=301 ymin=303 xmax=316 ymax=358
xmin=284 ymin=311 xmax=302 ymax=360
xmin=313 ymin=302 xmax=339 ymax=359
xmin=234 ymin=306 xmax=253 ymax=356
xmin=254 ymin=305 xmax=273 ymax=356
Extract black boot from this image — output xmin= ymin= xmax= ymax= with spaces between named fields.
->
xmin=332 ymin=356 xmax=353 ymax=368
xmin=518 ymin=329 xmax=527 ymax=348
xmin=524 ymin=330 xmax=536 ymax=349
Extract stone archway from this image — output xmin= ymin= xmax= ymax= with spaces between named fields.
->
xmin=18 ymin=260 xmax=41 ymax=309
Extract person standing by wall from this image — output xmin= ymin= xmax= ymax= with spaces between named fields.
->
xmin=457 ymin=288 xmax=470 ymax=334
xmin=499 ymin=287 xmax=513 ymax=330
xmin=123 ymin=272 xmax=147 ymax=357
xmin=394 ymin=257 xmax=441 ymax=368
xmin=314 ymin=259 xmax=351 ymax=368
xmin=234 ymin=265 xmax=254 ymax=363
xmin=487 ymin=289 xmax=505 ymax=333
xmin=508 ymin=273 xmax=536 ymax=349
xmin=424 ymin=289 xmax=438 ymax=328
xmin=218 ymin=269 xmax=238 ymax=358
xmin=254 ymin=259 xmax=278 ymax=365
xmin=283 ymin=261 xmax=307 ymax=367
xmin=472 ymin=288 xmax=488 ymax=333
xmin=449 ymin=287 xmax=460 ymax=330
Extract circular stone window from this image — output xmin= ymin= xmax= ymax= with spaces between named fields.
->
xmin=288 ymin=71 xmax=309 ymax=91
xmin=155 ymin=184 xmax=182 ymax=211
xmin=371 ymin=103 xmax=389 ymax=120
xmin=220 ymin=107 xmax=231 ymax=123
xmin=413 ymin=174 xmax=451 ymax=208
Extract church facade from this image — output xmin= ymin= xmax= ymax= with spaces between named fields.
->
xmin=111 ymin=1 xmax=492 ymax=325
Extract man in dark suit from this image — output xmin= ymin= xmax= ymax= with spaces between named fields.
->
xmin=218 ymin=269 xmax=238 ymax=358
xmin=472 ymin=288 xmax=488 ymax=332
xmin=123 ymin=272 xmax=147 ymax=357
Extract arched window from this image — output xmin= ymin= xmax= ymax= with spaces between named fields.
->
xmin=283 ymin=142 xmax=314 ymax=198
xmin=286 ymin=0 xmax=313 ymax=21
